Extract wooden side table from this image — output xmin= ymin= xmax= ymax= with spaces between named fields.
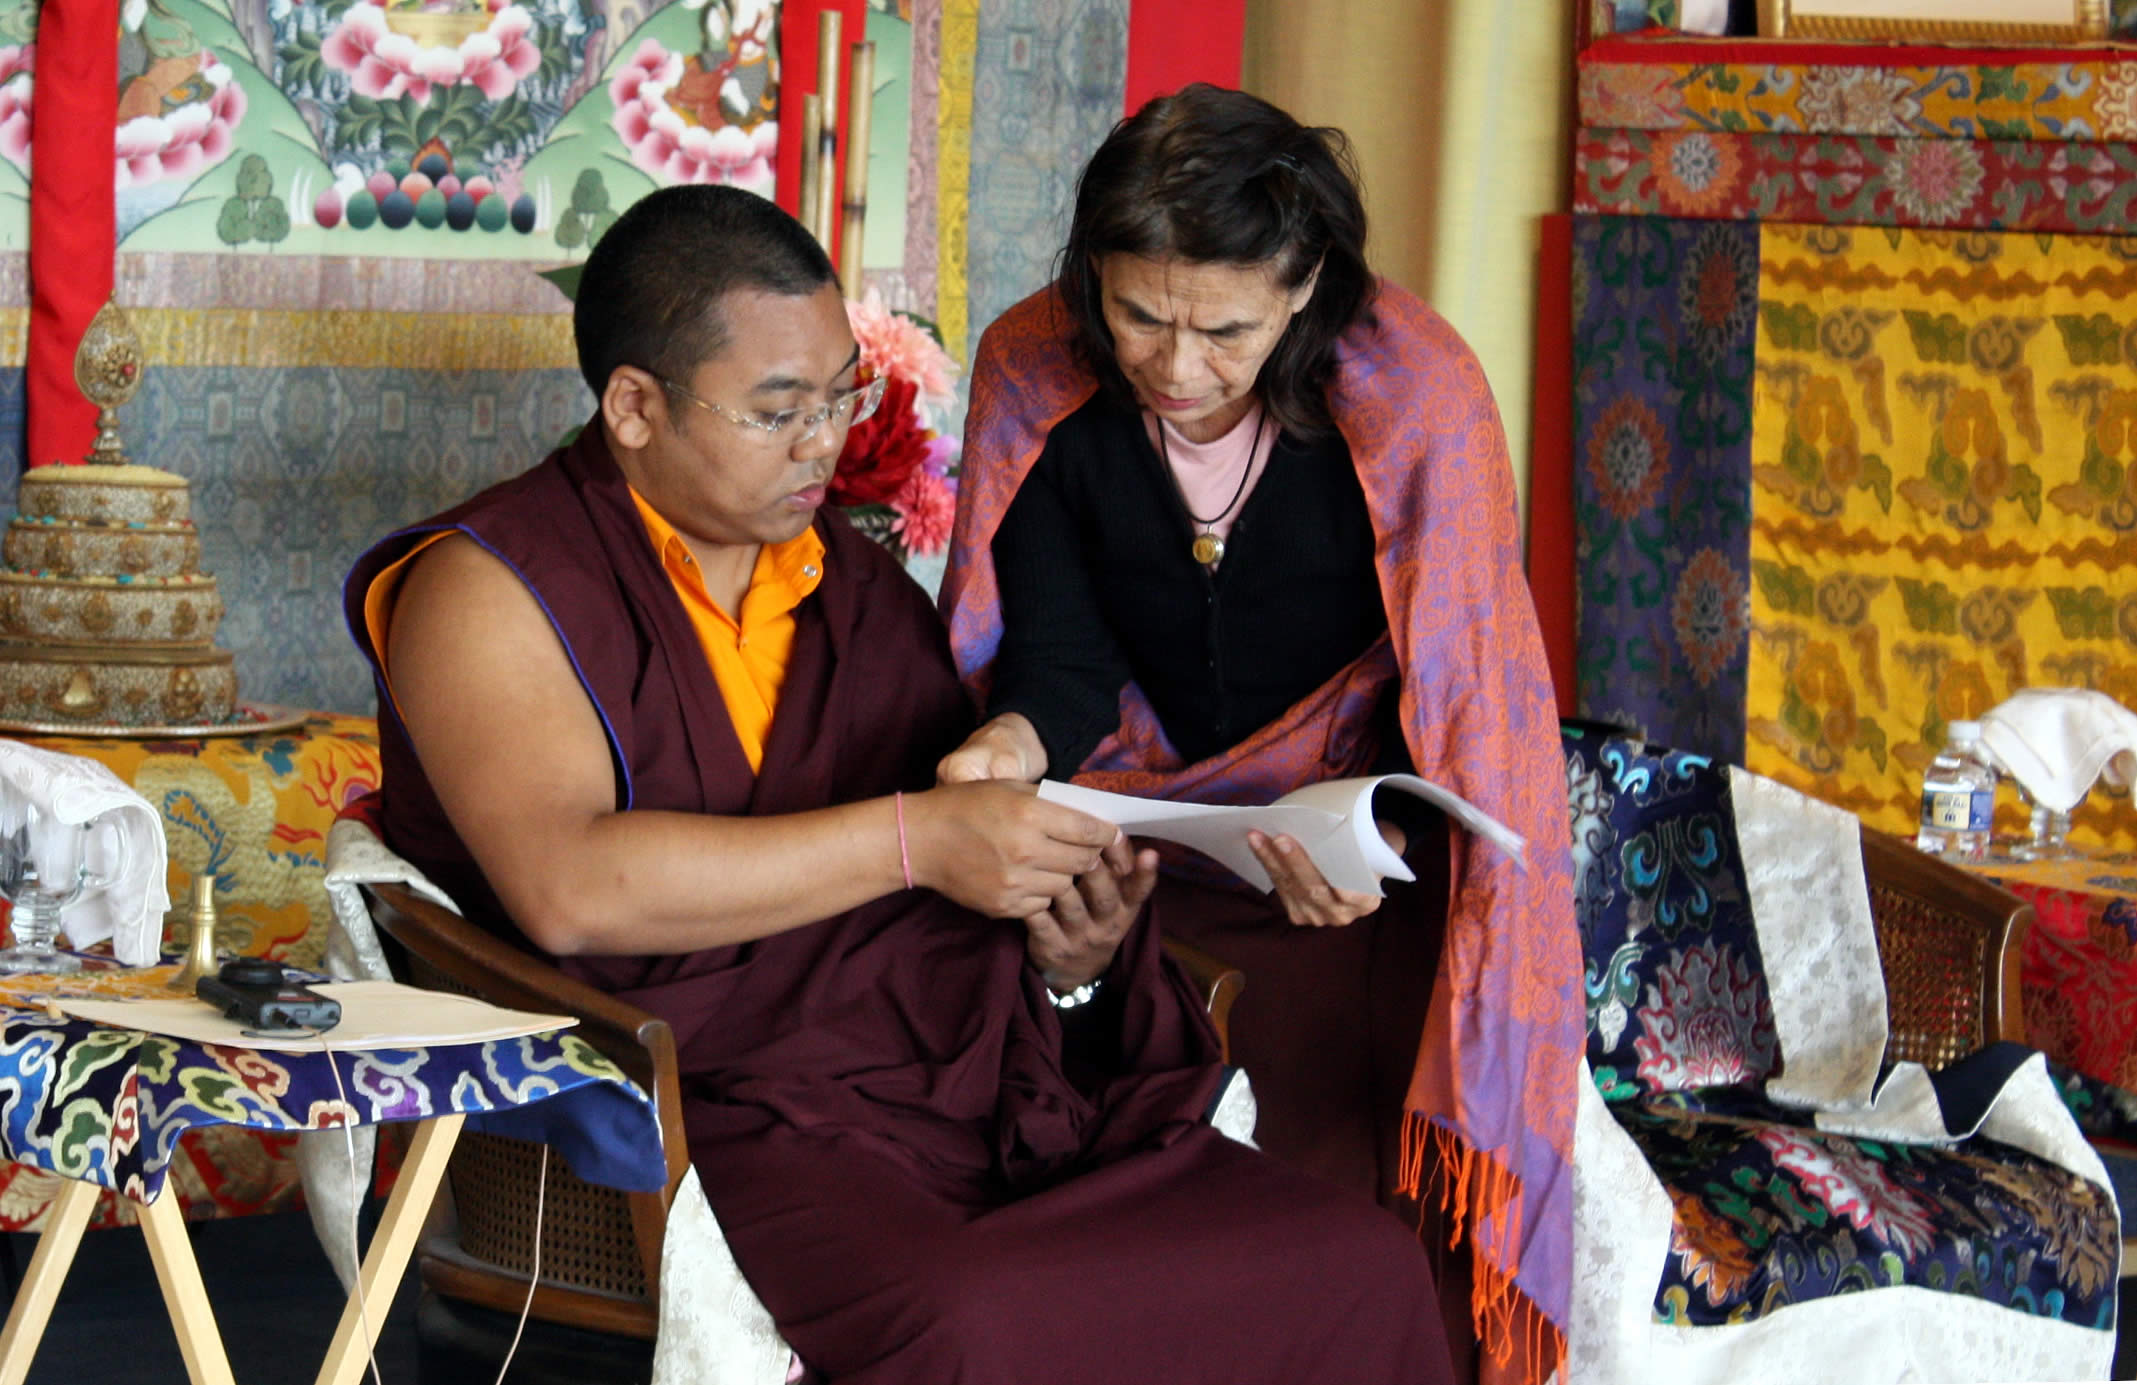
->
xmin=0 ymin=960 xmax=660 ymax=1385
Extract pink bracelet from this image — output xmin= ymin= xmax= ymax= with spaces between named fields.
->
xmin=894 ymin=791 xmax=913 ymax=890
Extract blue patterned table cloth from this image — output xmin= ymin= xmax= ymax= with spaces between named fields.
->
xmin=0 ymin=960 xmax=665 ymax=1205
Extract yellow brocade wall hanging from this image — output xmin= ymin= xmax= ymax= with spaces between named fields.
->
xmin=1748 ymin=224 xmax=2137 ymax=849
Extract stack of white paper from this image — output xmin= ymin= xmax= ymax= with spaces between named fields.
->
xmin=1039 ymin=774 xmax=1525 ymax=897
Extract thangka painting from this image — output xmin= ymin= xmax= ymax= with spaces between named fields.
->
xmin=0 ymin=0 xmax=789 ymax=257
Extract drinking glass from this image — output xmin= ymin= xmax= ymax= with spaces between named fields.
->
xmin=0 ymin=798 xmax=129 ymax=975
xmin=2012 ymin=783 xmax=2086 ymax=863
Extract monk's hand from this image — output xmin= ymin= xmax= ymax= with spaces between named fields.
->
xmin=1247 ymin=819 xmax=1405 ymax=928
xmin=910 ymin=780 xmax=1119 ymax=919
xmin=935 ymin=713 xmax=1048 ymax=785
xmin=1024 ymin=835 xmax=1159 ymax=993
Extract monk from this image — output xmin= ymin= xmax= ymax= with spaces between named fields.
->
xmin=344 ymin=185 xmax=1455 ymax=1383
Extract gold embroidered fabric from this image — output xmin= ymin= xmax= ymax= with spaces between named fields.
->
xmin=1748 ymin=225 xmax=2137 ymax=850
xmin=935 ymin=0 xmax=977 ymax=360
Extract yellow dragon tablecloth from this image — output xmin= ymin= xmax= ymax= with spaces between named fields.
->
xmin=0 ymin=712 xmax=381 ymax=1227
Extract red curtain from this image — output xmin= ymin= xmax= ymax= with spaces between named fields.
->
xmin=26 ymin=0 xmax=117 ymax=469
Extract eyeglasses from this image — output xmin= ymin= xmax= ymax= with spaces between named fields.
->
xmin=657 ymin=374 xmax=887 ymax=444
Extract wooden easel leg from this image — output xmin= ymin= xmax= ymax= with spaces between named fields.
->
xmin=0 ymin=1178 xmax=101 ymax=1385
xmin=137 ymin=1191 xmax=236 ymax=1385
xmin=314 ymin=1113 xmax=464 ymax=1385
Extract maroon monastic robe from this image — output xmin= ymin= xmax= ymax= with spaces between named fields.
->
xmin=344 ymin=425 xmax=1453 ymax=1383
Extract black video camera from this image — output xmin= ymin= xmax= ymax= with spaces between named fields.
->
xmin=196 ymin=958 xmax=342 ymax=1033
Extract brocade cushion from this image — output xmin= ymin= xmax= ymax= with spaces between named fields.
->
xmin=1565 ymin=725 xmax=1779 ymax=1098
xmin=1614 ymin=1098 xmax=2119 ymax=1330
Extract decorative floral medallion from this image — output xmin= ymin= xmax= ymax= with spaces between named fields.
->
xmin=1678 ymin=223 xmax=1760 ymax=368
xmin=1753 ymin=1126 xmax=1938 ymax=1257
xmin=1654 ymin=132 xmax=1741 ymax=216
xmin=1796 ymin=66 xmax=1923 ymax=137
xmin=1671 ymin=548 xmax=1748 ymax=688
xmin=1633 ymin=941 xmax=1778 ymax=1091
xmin=1587 ymin=396 xmax=1670 ymax=521
xmin=1883 ymin=140 xmax=1987 ymax=225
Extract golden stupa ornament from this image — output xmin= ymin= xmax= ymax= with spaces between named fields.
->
xmin=73 ymin=299 xmax=146 ymax=467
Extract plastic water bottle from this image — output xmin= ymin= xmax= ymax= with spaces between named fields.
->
xmin=1916 ymin=720 xmax=1995 ymax=862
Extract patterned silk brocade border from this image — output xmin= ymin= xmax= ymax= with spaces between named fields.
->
xmin=1745 ymin=222 xmax=2137 ymax=851
xmin=1580 ymin=51 xmax=2137 ymax=142
xmin=904 ymin=0 xmax=944 ymax=321
xmin=0 ymin=308 xmax=576 ymax=372
xmin=1571 ymin=216 xmax=1758 ymax=761
xmin=1577 ymin=129 xmax=2137 ymax=235
xmin=935 ymin=0 xmax=979 ymax=360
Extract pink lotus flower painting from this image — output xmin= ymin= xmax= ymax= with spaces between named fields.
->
xmin=608 ymin=39 xmax=777 ymax=197
xmin=321 ymin=3 xmax=543 ymax=105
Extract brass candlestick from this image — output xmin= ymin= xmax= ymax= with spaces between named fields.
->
xmin=168 ymin=872 xmax=220 ymax=993
xmin=73 ymin=299 xmax=146 ymax=467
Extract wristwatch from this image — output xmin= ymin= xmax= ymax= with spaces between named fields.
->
xmin=1048 ymin=977 xmax=1104 ymax=1010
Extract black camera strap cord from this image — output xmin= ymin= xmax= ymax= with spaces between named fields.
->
xmin=305 ymin=1029 xmax=547 ymax=1385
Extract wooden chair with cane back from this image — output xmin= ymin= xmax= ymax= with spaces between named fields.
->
xmin=361 ymin=879 xmax=1245 ymax=1377
xmin=1856 ymin=825 xmax=2031 ymax=1071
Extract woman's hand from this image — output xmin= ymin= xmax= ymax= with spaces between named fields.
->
xmin=1248 ymin=819 xmax=1407 ymax=928
xmin=1023 ymin=835 xmax=1160 ymax=993
xmin=936 ymin=713 xmax=1048 ymax=785
xmin=907 ymin=779 xmax=1118 ymax=920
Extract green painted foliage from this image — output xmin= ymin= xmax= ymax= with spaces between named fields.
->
xmin=1895 ymin=577 xmax=1959 ymax=634
xmin=1761 ymin=301 xmax=1819 ymax=352
xmin=2052 ymin=313 xmax=2122 ymax=367
xmin=1857 ymin=717 xmax=1888 ymax=772
xmin=1902 ymin=309 xmax=1968 ymax=364
xmin=2011 ymin=463 xmax=2043 ymax=522
xmin=2044 ymin=586 xmax=2117 ymax=639
xmin=1751 ymin=559 xmax=1816 ymax=616
xmin=1978 ymin=67 xmax=2029 ymax=102
xmin=1859 ymin=454 xmax=1893 ymax=512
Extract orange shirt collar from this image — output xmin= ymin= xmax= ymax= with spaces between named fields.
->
xmin=626 ymin=488 xmax=826 ymax=624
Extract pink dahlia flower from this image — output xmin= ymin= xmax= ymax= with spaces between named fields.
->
xmin=889 ymin=469 xmax=957 ymax=557
xmin=847 ymin=287 xmax=959 ymax=421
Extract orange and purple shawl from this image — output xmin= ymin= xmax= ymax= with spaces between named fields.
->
xmin=940 ymin=282 xmax=1581 ymax=1384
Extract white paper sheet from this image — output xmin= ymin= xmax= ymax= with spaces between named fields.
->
xmin=1039 ymin=773 xmax=1524 ymax=896
xmin=57 ymin=980 xmax=575 ymax=1051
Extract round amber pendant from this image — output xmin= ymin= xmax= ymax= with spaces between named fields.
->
xmin=1191 ymin=532 xmax=1225 ymax=566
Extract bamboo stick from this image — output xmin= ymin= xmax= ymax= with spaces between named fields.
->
xmin=798 ymin=93 xmax=823 ymax=242
xmin=814 ymin=9 xmax=842 ymax=250
xmin=838 ymin=40 xmax=875 ymax=293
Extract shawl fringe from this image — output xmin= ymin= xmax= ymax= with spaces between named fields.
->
xmin=1404 ymin=1114 xmax=1567 ymax=1385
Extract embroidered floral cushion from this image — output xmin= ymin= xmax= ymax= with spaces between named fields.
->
xmin=1613 ymin=1098 xmax=2119 ymax=1330
xmin=1565 ymin=725 xmax=1780 ymax=1098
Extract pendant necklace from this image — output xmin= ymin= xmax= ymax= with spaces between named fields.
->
xmin=1158 ymin=407 xmax=1266 ymax=568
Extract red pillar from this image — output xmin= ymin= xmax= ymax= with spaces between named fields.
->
xmin=26 ymin=0 xmax=118 ymax=468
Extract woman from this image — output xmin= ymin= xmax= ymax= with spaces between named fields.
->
xmin=937 ymin=86 xmax=1580 ymax=1385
